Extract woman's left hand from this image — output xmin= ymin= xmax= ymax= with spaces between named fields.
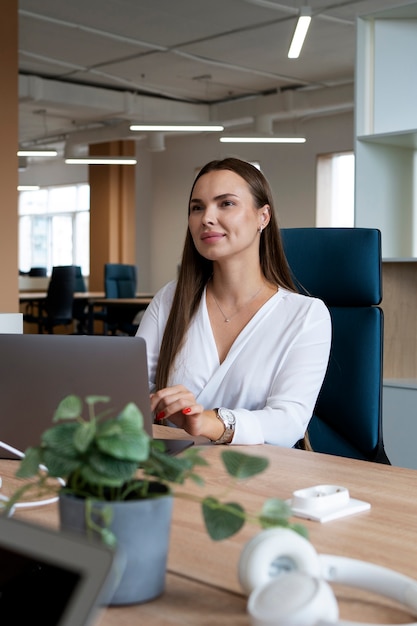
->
xmin=150 ymin=385 xmax=223 ymax=439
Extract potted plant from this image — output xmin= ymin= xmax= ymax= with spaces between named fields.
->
xmin=4 ymin=394 xmax=306 ymax=605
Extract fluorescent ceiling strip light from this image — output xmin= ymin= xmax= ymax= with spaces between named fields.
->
xmin=220 ymin=137 xmax=306 ymax=144
xmin=18 ymin=185 xmax=40 ymax=191
xmin=288 ymin=7 xmax=312 ymax=59
xmin=17 ymin=150 xmax=58 ymax=157
xmin=130 ymin=124 xmax=224 ymax=132
xmin=65 ymin=157 xmax=137 ymax=165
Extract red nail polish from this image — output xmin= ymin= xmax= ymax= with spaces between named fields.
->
xmin=156 ymin=411 xmax=165 ymax=421
xmin=182 ymin=407 xmax=191 ymax=414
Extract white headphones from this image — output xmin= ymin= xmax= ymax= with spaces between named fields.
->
xmin=238 ymin=528 xmax=417 ymax=626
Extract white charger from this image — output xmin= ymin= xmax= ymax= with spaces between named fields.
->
xmin=287 ymin=484 xmax=370 ymax=522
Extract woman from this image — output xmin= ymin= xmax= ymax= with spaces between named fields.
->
xmin=136 ymin=158 xmax=331 ymax=447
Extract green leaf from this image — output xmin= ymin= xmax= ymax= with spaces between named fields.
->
xmin=53 ymin=395 xmax=83 ymax=422
xmin=291 ymin=522 xmax=309 ymax=539
xmin=117 ymin=403 xmax=144 ymax=429
xmin=259 ymin=498 xmax=293 ymax=528
xmin=41 ymin=423 xmax=80 ymax=456
xmin=96 ymin=419 xmax=122 ymax=438
xmin=187 ymin=473 xmax=205 ymax=487
xmin=42 ymin=449 xmax=81 ymax=477
xmin=182 ymin=447 xmax=210 ymax=467
xmin=15 ymin=447 xmax=42 ymax=478
xmin=221 ymin=450 xmax=269 ymax=479
xmin=96 ymin=405 xmax=148 ymax=462
xmin=144 ymin=445 xmax=200 ymax=484
xmin=87 ymin=451 xmax=138 ymax=483
xmin=73 ymin=421 xmax=96 ymax=453
xmin=100 ymin=528 xmax=118 ymax=548
xmin=202 ymin=497 xmax=245 ymax=540
xmin=79 ymin=461 xmax=134 ymax=487
xmin=97 ymin=425 xmax=150 ymax=463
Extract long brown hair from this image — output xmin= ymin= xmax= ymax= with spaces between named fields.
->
xmin=154 ymin=158 xmax=310 ymax=449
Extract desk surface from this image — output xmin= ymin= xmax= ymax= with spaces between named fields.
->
xmin=2 ymin=426 xmax=417 ymax=624
xmin=19 ymin=292 xmax=153 ymax=302
xmin=87 ymin=295 xmax=153 ymax=305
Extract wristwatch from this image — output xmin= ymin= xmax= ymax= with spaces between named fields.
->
xmin=213 ymin=408 xmax=236 ymax=445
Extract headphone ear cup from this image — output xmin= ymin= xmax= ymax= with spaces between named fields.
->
xmin=238 ymin=528 xmax=322 ymax=596
xmin=247 ymin=571 xmax=339 ymax=626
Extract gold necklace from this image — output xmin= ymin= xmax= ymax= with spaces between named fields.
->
xmin=210 ymin=280 xmax=264 ymax=323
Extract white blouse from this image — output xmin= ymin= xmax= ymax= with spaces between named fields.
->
xmin=137 ymin=280 xmax=331 ymax=447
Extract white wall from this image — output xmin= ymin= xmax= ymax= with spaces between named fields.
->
xmin=19 ymin=159 xmax=88 ymax=187
xmin=138 ymin=111 xmax=354 ymax=292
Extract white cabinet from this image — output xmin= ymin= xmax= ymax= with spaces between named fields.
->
xmin=356 ymin=6 xmax=417 ymax=468
xmin=355 ymin=3 xmax=417 ymax=258
xmin=383 ymin=381 xmax=417 ymax=470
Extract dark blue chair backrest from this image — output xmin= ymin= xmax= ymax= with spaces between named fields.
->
xmin=104 ymin=264 xmax=137 ymax=298
xmin=45 ymin=265 xmax=76 ymax=320
xmin=28 ymin=267 xmax=47 ymax=277
xmin=74 ymin=265 xmax=86 ymax=293
xmin=281 ymin=228 xmax=389 ymax=464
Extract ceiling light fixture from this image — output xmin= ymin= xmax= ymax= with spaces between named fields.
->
xmin=18 ymin=185 xmax=40 ymax=191
xmin=129 ymin=124 xmax=224 ymax=132
xmin=65 ymin=157 xmax=137 ymax=165
xmin=17 ymin=150 xmax=58 ymax=157
xmin=220 ymin=137 xmax=306 ymax=144
xmin=288 ymin=6 xmax=312 ymax=59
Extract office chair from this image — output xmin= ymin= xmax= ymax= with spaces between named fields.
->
xmin=100 ymin=263 xmax=139 ymax=335
xmin=28 ymin=267 xmax=47 ymax=277
xmin=281 ymin=227 xmax=390 ymax=464
xmin=72 ymin=266 xmax=88 ymax=334
xmin=23 ymin=265 xmax=76 ymax=334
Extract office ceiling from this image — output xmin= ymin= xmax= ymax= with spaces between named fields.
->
xmin=18 ymin=0 xmax=414 ymax=154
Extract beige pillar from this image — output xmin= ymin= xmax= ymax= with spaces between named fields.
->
xmin=0 ymin=0 xmax=18 ymax=311
xmin=88 ymin=141 xmax=136 ymax=291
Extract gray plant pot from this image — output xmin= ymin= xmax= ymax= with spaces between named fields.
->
xmin=59 ymin=487 xmax=173 ymax=605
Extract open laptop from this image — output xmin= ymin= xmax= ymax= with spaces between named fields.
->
xmin=0 ymin=334 xmax=193 ymax=459
xmin=0 ymin=514 xmax=117 ymax=625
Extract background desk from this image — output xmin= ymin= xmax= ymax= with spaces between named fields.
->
xmin=85 ymin=295 xmax=153 ymax=334
xmin=1 ymin=426 xmax=417 ymax=624
xmin=19 ymin=292 xmax=153 ymax=335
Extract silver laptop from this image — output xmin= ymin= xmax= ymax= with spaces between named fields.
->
xmin=0 ymin=514 xmax=117 ymax=625
xmin=0 ymin=334 xmax=192 ymax=459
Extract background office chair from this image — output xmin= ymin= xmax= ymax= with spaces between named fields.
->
xmin=23 ymin=265 xmax=76 ymax=334
xmin=281 ymin=227 xmax=390 ymax=464
xmin=28 ymin=267 xmax=47 ymax=277
xmin=72 ymin=265 xmax=88 ymax=334
xmin=101 ymin=263 xmax=139 ymax=335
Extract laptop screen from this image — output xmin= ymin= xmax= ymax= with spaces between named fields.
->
xmin=0 ymin=516 xmax=116 ymax=625
xmin=0 ymin=334 xmax=153 ymax=459
xmin=0 ymin=544 xmax=82 ymax=625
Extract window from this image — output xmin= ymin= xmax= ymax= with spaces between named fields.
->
xmin=316 ymin=152 xmax=354 ymax=227
xmin=18 ymin=184 xmax=90 ymax=276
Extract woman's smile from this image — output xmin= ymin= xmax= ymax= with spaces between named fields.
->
xmin=200 ymin=231 xmax=225 ymax=243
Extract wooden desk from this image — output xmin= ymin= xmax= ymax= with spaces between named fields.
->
xmin=19 ymin=291 xmax=96 ymax=302
xmin=86 ymin=295 xmax=153 ymax=334
xmin=18 ymin=292 xmax=153 ymax=302
xmin=2 ymin=426 xmax=417 ymax=624
xmin=19 ymin=292 xmax=153 ymax=335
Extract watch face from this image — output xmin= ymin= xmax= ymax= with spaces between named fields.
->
xmin=218 ymin=408 xmax=236 ymax=426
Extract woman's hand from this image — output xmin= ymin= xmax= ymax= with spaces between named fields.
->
xmin=150 ymin=385 xmax=224 ymax=440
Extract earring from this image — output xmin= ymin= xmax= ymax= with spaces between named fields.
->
xmin=258 ymin=225 xmax=263 ymax=234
